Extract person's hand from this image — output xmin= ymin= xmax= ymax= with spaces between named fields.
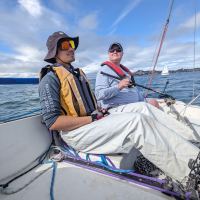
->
xmin=91 ymin=109 xmax=110 ymax=122
xmin=91 ymin=110 xmax=104 ymax=122
xmin=118 ymin=78 xmax=131 ymax=90
xmin=100 ymin=108 xmax=109 ymax=115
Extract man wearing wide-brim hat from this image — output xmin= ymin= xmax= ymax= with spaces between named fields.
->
xmin=38 ymin=31 xmax=200 ymax=196
xmin=44 ymin=31 xmax=79 ymax=64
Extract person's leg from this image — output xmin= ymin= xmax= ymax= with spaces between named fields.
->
xmin=60 ymin=112 xmax=199 ymax=183
xmin=109 ymin=102 xmax=200 ymax=142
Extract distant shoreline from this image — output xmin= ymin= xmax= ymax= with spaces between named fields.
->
xmin=0 ymin=78 xmax=39 ymax=84
xmin=134 ymin=67 xmax=200 ymax=76
xmin=0 ymin=68 xmax=200 ymax=84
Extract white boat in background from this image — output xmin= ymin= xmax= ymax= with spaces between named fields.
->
xmin=161 ymin=66 xmax=169 ymax=76
xmin=0 ymin=99 xmax=200 ymax=200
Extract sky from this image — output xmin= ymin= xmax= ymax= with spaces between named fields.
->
xmin=0 ymin=0 xmax=200 ymax=77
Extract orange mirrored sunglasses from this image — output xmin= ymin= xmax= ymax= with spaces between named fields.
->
xmin=59 ymin=40 xmax=75 ymax=50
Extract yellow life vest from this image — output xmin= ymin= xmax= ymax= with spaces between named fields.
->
xmin=53 ymin=66 xmax=97 ymax=117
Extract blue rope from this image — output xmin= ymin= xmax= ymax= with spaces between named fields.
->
xmin=100 ymin=154 xmax=109 ymax=165
xmin=63 ymin=146 xmax=134 ymax=174
xmin=86 ymin=154 xmax=91 ymax=161
xmin=61 ymin=143 xmax=81 ymax=158
xmin=50 ymin=161 xmax=57 ymax=200
xmin=94 ymin=161 xmax=133 ymax=173
xmin=85 ymin=153 xmax=133 ymax=174
xmin=68 ymin=146 xmax=80 ymax=157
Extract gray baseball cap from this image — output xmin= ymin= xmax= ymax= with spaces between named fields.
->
xmin=44 ymin=31 xmax=79 ymax=64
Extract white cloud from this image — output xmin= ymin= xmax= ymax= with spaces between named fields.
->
xmin=168 ymin=12 xmax=200 ymax=39
xmin=107 ymin=27 xmax=117 ymax=36
xmin=180 ymin=12 xmax=200 ymax=29
xmin=49 ymin=0 xmax=76 ymax=13
xmin=0 ymin=50 xmax=45 ymax=76
xmin=78 ymin=13 xmax=98 ymax=30
xmin=0 ymin=72 xmax=38 ymax=78
xmin=0 ymin=1 xmax=199 ymax=78
xmin=0 ymin=1 xmax=71 ymax=76
xmin=18 ymin=0 xmax=42 ymax=17
xmin=110 ymin=0 xmax=142 ymax=33
xmin=14 ymin=46 xmax=43 ymax=62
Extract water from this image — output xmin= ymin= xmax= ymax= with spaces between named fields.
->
xmin=0 ymin=71 xmax=200 ymax=123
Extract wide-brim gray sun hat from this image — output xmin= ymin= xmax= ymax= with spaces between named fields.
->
xmin=44 ymin=31 xmax=79 ymax=64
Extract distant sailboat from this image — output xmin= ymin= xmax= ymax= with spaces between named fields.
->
xmin=161 ymin=66 xmax=169 ymax=76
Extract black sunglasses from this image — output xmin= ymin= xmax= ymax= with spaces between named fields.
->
xmin=109 ymin=48 xmax=122 ymax=53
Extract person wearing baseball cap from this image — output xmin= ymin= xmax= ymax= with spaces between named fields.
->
xmin=38 ymin=33 xmax=200 ymax=194
xmin=108 ymin=42 xmax=123 ymax=53
xmin=95 ymin=42 xmax=159 ymax=109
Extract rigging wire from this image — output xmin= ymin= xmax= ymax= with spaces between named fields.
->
xmin=192 ymin=0 xmax=197 ymax=99
xmin=181 ymin=0 xmax=199 ymax=116
xmin=181 ymin=92 xmax=200 ymax=116
xmin=145 ymin=0 xmax=174 ymax=96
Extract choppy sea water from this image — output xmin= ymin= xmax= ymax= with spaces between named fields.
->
xmin=0 ymin=71 xmax=200 ymax=123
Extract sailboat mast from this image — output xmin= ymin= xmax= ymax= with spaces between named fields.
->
xmin=146 ymin=0 xmax=174 ymax=91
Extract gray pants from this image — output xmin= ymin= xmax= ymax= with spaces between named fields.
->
xmin=61 ymin=102 xmax=200 ymax=182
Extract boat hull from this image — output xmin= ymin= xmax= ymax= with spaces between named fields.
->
xmin=1 ymin=100 xmax=200 ymax=199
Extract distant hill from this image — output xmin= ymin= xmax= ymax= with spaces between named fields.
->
xmin=0 ymin=68 xmax=200 ymax=84
xmin=0 ymin=78 xmax=39 ymax=84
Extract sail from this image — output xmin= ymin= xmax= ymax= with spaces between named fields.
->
xmin=161 ymin=66 xmax=169 ymax=76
